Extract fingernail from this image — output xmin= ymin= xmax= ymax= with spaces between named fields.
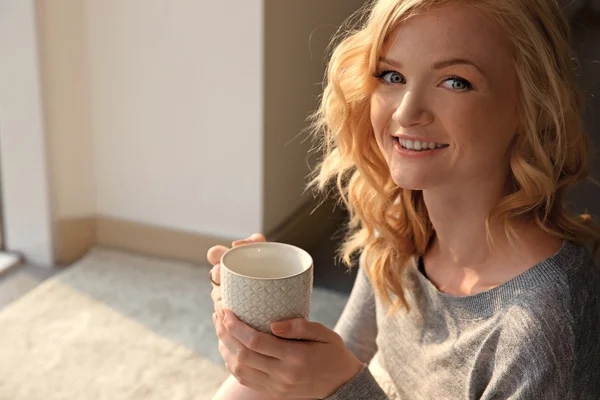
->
xmin=212 ymin=313 xmax=216 ymax=324
xmin=271 ymin=322 xmax=287 ymax=334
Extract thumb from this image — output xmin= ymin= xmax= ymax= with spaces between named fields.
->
xmin=232 ymin=233 xmax=267 ymax=247
xmin=206 ymin=245 xmax=228 ymax=266
xmin=271 ymin=318 xmax=333 ymax=342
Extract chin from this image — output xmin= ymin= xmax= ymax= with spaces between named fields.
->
xmin=390 ymin=173 xmax=428 ymax=191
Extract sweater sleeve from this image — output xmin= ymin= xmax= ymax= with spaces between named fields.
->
xmin=326 ymin=364 xmax=389 ymax=400
xmin=327 ymin=252 xmax=389 ymax=400
xmin=332 ymin=252 xmax=379 ymax=364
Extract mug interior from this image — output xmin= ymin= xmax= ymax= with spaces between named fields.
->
xmin=221 ymin=242 xmax=312 ymax=279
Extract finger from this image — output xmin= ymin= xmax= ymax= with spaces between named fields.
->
xmin=232 ymin=233 xmax=267 ymax=247
xmin=211 ymin=286 xmax=222 ymax=307
xmin=211 ymin=285 xmax=221 ymax=301
xmin=273 ymin=318 xmax=332 ymax=343
xmin=217 ymin=339 xmax=273 ymax=395
xmin=222 ymin=309 xmax=288 ymax=360
xmin=216 ymin=313 xmax=280 ymax=374
xmin=207 ymin=245 xmax=229 ymax=266
xmin=209 ymin=264 xmax=221 ymax=286
xmin=216 ymin=313 xmax=244 ymax=354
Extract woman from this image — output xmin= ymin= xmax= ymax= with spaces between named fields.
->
xmin=208 ymin=0 xmax=600 ymax=398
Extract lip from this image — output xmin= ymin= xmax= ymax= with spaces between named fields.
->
xmin=392 ymin=136 xmax=448 ymax=158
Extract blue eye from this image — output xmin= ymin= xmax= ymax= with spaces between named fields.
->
xmin=373 ymin=70 xmax=405 ymax=84
xmin=442 ymin=77 xmax=473 ymax=91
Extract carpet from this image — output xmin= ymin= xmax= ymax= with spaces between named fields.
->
xmin=0 ymin=248 xmax=350 ymax=400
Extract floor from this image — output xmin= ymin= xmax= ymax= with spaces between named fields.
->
xmin=0 ymin=262 xmax=59 ymax=310
xmin=0 ymin=247 xmax=351 ymax=399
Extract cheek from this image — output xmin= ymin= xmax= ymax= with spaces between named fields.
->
xmin=443 ymin=96 xmax=517 ymax=150
xmin=370 ymin=93 xmax=391 ymax=146
xmin=437 ymin=98 xmax=517 ymax=180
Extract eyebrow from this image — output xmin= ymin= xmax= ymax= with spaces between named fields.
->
xmin=378 ymin=56 xmax=485 ymax=75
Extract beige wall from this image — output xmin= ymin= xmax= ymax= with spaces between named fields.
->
xmin=262 ymin=0 xmax=366 ymax=234
xmin=86 ymin=0 xmax=264 ymax=239
xmin=36 ymin=0 xmax=265 ymax=255
xmin=37 ymin=0 xmax=96 ymax=220
xmin=36 ymin=0 xmax=97 ymax=263
xmin=29 ymin=0 xmax=362 ymax=264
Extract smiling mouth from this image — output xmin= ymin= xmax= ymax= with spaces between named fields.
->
xmin=394 ymin=137 xmax=449 ymax=152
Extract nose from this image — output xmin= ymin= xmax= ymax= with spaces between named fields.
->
xmin=393 ymin=89 xmax=433 ymax=128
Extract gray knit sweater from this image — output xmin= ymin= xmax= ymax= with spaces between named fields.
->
xmin=328 ymin=240 xmax=600 ymax=399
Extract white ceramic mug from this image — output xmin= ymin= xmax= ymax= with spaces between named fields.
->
xmin=220 ymin=242 xmax=314 ymax=334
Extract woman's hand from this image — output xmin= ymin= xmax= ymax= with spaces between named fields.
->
xmin=213 ymin=308 xmax=364 ymax=399
xmin=207 ymin=233 xmax=267 ymax=313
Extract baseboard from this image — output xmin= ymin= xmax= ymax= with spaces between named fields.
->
xmin=95 ymin=216 xmax=233 ymax=266
xmin=54 ymin=198 xmax=346 ymax=266
xmin=55 ymin=215 xmax=231 ymax=266
xmin=56 ymin=216 xmax=97 ymax=265
xmin=0 ymin=252 xmax=23 ymax=278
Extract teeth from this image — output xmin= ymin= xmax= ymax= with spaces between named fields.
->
xmin=397 ymin=138 xmax=447 ymax=151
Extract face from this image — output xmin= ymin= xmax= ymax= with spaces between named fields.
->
xmin=370 ymin=4 xmax=519 ymax=192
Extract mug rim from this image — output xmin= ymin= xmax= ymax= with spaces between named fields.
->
xmin=220 ymin=242 xmax=313 ymax=280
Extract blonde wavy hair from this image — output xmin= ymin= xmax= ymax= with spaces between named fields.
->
xmin=307 ymin=0 xmax=600 ymax=315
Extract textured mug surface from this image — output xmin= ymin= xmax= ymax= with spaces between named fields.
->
xmin=220 ymin=242 xmax=314 ymax=334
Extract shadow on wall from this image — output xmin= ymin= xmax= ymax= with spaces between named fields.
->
xmin=568 ymin=5 xmax=600 ymax=217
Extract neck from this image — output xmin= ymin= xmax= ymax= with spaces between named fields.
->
xmin=422 ymin=179 xmax=514 ymax=269
xmin=418 ymin=180 xmax=563 ymax=295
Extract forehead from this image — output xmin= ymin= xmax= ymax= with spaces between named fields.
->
xmin=380 ymin=5 xmax=513 ymax=71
